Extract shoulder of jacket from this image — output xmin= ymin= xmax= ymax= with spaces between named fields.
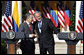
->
xmin=44 ymin=18 xmax=51 ymax=21
xmin=23 ymin=22 xmax=27 ymax=25
xmin=20 ymin=22 xmax=26 ymax=27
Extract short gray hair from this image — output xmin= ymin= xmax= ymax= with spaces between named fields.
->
xmin=34 ymin=11 xmax=41 ymax=16
xmin=25 ymin=13 xmax=32 ymax=19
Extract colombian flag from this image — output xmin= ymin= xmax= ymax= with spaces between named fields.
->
xmin=12 ymin=1 xmax=20 ymax=32
xmin=50 ymin=1 xmax=58 ymax=27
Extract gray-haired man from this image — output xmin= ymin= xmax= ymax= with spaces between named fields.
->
xmin=18 ymin=13 xmax=37 ymax=54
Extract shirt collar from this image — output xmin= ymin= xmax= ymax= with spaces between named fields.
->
xmin=26 ymin=21 xmax=30 ymax=25
xmin=38 ymin=18 xmax=43 ymax=22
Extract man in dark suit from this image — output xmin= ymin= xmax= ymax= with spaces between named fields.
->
xmin=34 ymin=11 xmax=59 ymax=54
xmin=18 ymin=13 xmax=36 ymax=54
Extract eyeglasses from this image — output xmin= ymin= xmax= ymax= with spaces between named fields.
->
xmin=35 ymin=16 xmax=41 ymax=18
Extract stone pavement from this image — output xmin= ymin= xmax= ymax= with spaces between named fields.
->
xmin=35 ymin=42 xmax=83 ymax=54
xmin=16 ymin=41 xmax=83 ymax=54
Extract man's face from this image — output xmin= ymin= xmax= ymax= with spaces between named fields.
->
xmin=34 ymin=13 xmax=42 ymax=21
xmin=27 ymin=15 xmax=33 ymax=23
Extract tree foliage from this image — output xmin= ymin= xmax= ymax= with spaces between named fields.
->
xmin=1 ymin=40 xmax=7 ymax=54
xmin=69 ymin=2 xmax=76 ymax=31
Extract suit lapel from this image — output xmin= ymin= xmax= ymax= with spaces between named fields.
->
xmin=25 ymin=22 xmax=32 ymax=33
xmin=37 ymin=22 xmax=39 ymax=33
xmin=41 ymin=18 xmax=45 ymax=33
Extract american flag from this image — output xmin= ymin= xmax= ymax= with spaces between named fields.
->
xmin=1 ymin=1 xmax=13 ymax=32
xmin=57 ymin=2 xmax=66 ymax=28
xmin=75 ymin=1 xmax=83 ymax=43
xmin=41 ymin=2 xmax=51 ymax=19
xmin=29 ymin=1 xmax=37 ymax=23
xmin=75 ymin=1 xmax=83 ymax=33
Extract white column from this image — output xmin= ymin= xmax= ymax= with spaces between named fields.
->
xmin=18 ymin=1 xmax=22 ymax=24
xmin=75 ymin=1 xmax=81 ymax=33
xmin=12 ymin=1 xmax=14 ymax=15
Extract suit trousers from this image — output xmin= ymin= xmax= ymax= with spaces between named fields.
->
xmin=39 ymin=44 xmax=55 ymax=54
xmin=22 ymin=49 xmax=35 ymax=54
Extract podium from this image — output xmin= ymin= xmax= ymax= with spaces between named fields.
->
xmin=58 ymin=32 xmax=83 ymax=54
xmin=1 ymin=30 xmax=25 ymax=54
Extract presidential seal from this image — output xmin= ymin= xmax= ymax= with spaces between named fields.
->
xmin=6 ymin=30 xmax=15 ymax=39
xmin=68 ymin=32 xmax=76 ymax=40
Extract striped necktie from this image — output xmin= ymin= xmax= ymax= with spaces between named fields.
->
xmin=29 ymin=24 xmax=32 ymax=33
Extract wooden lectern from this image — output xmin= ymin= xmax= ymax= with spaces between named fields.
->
xmin=58 ymin=32 xmax=83 ymax=54
xmin=1 ymin=30 xmax=24 ymax=54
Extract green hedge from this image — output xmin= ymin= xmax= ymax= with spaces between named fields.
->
xmin=1 ymin=40 xmax=7 ymax=54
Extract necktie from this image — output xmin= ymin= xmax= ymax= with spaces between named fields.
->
xmin=39 ymin=21 xmax=42 ymax=29
xmin=29 ymin=24 xmax=32 ymax=33
xmin=38 ymin=21 xmax=42 ymax=33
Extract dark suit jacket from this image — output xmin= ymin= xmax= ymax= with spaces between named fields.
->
xmin=18 ymin=22 xmax=35 ymax=51
xmin=35 ymin=18 xmax=59 ymax=48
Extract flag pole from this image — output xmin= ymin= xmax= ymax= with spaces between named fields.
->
xmin=60 ymin=25 xmax=62 ymax=32
xmin=64 ymin=1 xmax=67 ymax=31
xmin=16 ymin=1 xmax=22 ymax=53
xmin=80 ymin=41 xmax=82 ymax=54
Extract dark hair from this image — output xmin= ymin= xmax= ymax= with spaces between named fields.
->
xmin=25 ymin=13 xmax=32 ymax=20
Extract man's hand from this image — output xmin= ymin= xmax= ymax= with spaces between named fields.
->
xmin=29 ymin=34 xmax=38 ymax=38
xmin=16 ymin=42 xmax=20 ymax=48
xmin=56 ymin=34 xmax=59 ymax=37
xmin=34 ymin=34 xmax=38 ymax=38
